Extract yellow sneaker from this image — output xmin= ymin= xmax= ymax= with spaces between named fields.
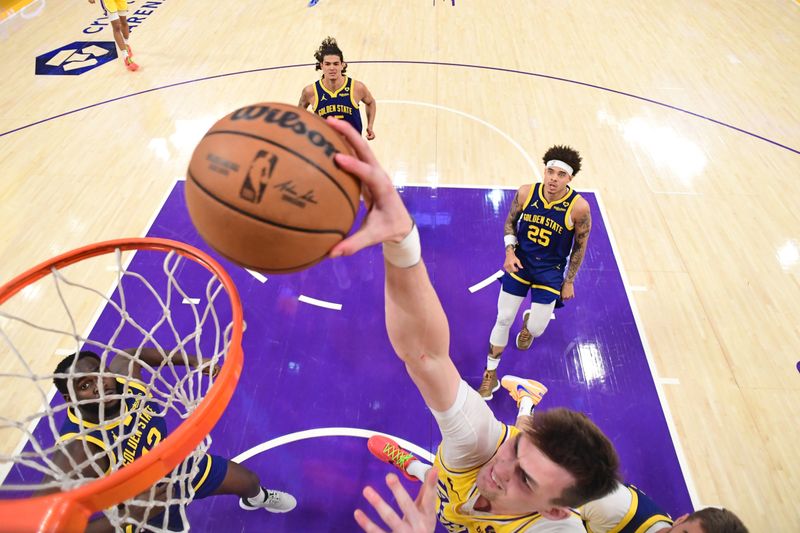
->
xmin=501 ymin=375 xmax=548 ymax=408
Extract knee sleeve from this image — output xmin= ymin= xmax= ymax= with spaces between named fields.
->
xmin=527 ymin=301 xmax=556 ymax=338
xmin=489 ymin=291 xmax=524 ymax=347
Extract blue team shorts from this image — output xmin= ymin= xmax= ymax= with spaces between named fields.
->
xmin=499 ymin=261 xmax=565 ymax=305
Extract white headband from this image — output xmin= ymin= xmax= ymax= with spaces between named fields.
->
xmin=546 ymin=159 xmax=573 ymax=176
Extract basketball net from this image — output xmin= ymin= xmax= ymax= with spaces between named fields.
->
xmin=0 ymin=239 xmax=243 ymax=532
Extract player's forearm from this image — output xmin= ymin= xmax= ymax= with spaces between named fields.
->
xmin=565 ymin=211 xmax=591 ymax=282
xmin=365 ymin=101 xmax=376 ymax=129
xmin=564 ymin=244 xmax=585 ymax=282
xmin=384 ymin=261 xmax=450 ymax=362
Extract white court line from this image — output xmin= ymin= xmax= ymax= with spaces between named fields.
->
xmin=595 ymin=191 xmax=700 ymax=508
xmin=630 ymin=285 xmax=648 ymax=292
xmin=245 ymin=269 xmax=267 ymax=283
xmin=658 ymin=377 xmax=681 ymax=385
xmin=182 ymin=297 xmax=200 ymax=305
xmin=298 ymin=295 xmax=342 ymax=311
xmin=468 ymin=270 xmax=504 ymax=293
xmin=379 ymin=100 xmax=541 ymax=180
xmin=232 ymin=427 xmax=436 ymax=465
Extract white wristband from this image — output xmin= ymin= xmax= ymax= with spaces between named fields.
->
xmin=504 ymin=234 xmax=518 ymax=248
xmin=383 ymin=222 xmax=421 ymax=268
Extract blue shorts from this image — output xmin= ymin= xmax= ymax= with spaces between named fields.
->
xmin=500 ymin=261 xmax=564 ymax=305
xmin=144 ymin=454 xmax=229 ymax=531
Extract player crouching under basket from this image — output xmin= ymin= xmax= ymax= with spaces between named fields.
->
xmin=41 ymin=348 xmax=296 ymax=532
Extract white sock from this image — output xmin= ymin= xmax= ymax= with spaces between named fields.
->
xmin=519 ymin=396 xmax=535 ymax=418
xmin=121 ymin=49 xmax=129 ymax=59
xmin=246 ymin=486 xmax=266 ymax=504
xmin=407 ymin=460 xmax=430 ymax=482
xmin=486 ymin=355 xmax=500 ymax=371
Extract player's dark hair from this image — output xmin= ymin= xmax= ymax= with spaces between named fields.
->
xmin=314 ymin=36 xmax=347 ymax=74
xmin=690 ymin=508 xmax=748 ymax=533
xmin=520 ymin=408 xmax=619 ymax=507
xmin=53 ymin=351 xmax=101 ymax=395
xmin=542 ymin=145 xmax=582 ymax=175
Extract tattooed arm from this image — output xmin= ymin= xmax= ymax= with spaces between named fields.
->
xmin=562 ymin=197 xmax=591 ymax=300
xmin=503 ymin=185 xmax=529 ymax=273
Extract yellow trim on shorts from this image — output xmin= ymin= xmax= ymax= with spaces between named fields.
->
xmin=192 ymin=454 xmax=214 ymax=491
xmin=531 ymin=283 xmax=561 ymax=296
xmin=508 ymin=271 xmax=531 ymax=285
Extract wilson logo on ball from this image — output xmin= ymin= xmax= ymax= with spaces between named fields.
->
xmin=230 ymin=105 xmax=339 ymax=159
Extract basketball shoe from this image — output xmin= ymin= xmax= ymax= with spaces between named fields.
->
xmin=367 ymin=435 xmax=418 ymax=481
xmin=239 ymin=487 xmax=297 ymax=513
xmin=501 ymin=375 xmax=548 ymax=409
xmin=124 ymin=56 xmax=139 ymax=72
xmin=515 ymin=309 xmax=533 ymax=350
xmin=478 ymin=368 xmax=500 ymax=400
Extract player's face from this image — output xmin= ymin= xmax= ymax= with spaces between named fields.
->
xmin=475 ymin=433 xmax=575 ymax=516
xmin=664 ymin=515 xmax=705 ymax=533
xmin=321 ymin=55 xmax=344 ymax=80
xmin=68 ymin=357 xmax=119 ymax=410
xmin=543 ymin=166 xmax=572 ymax=197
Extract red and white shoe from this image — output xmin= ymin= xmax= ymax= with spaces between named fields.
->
xmin=367 ymin=435 xmax=419 ymax=482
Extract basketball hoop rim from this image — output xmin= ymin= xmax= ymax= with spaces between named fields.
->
xmin=0 ymin=238 xmax=244 ymax=533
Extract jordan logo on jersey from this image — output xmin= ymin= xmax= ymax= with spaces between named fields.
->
xmin=531 ymin=200 xmax=540 ymax=208
xmin=320 ymin=94 xmax=328 ymax=101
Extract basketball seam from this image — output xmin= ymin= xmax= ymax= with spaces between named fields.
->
xmin=187 ymin=169 xmax=347 ymax=237
xmin=203 ymin=129 xmax=357 ymax=217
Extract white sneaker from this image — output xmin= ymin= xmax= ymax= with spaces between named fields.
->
xmin=239 ymin=487 xmax=297 ymax=513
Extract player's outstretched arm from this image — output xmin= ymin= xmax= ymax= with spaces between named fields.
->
xmin=327 ymin=118 xmax=461 ymax=412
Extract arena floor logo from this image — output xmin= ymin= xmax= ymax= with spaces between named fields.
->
xmin=35 ymin=0 xmax=165 ymax=75
xmin=35 ymin=41 xmax=117 ymax=75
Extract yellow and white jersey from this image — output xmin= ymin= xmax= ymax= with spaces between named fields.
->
xmin=431 ymin=382 xmax=585 ymax=532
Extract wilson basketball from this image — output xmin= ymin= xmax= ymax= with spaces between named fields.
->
xmin=185 ymin=103 xmax=360 ymax=273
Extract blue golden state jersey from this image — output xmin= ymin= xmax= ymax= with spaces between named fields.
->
xmin=435 ymin=424 xmax=583 ymax=532
xmin=312 ymin=76 xmax=363 ymax=133
xmin=515 ymin=183 xmax=581 ymax=269
xmin=581 ymin=483 xmax=673 ymax=533
xmin=58 ymin=378 xmax=167 ymax=472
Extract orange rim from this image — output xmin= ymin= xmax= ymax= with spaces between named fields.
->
xmin=0 ymin=238 xmax=244 ymax=532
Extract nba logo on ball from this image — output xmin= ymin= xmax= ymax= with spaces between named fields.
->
xmin=185 ymin=103 xmax=360 ymax=273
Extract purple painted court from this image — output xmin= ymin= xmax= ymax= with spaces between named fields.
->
xmin=7 ymin=183 xmax=692 ymax=531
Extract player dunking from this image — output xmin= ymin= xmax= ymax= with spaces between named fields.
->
xmin=88 ymin=0 xmax=138 ymax=71
xmin=299 ymin=37 xmax=377 ymax=140
xmin=479 ymin=146 xmax=591 ymax=399
xmin=324 ymin=117 xmax=620 ymax=532
xmin=364 ymin=375 xmax=749 ymax=533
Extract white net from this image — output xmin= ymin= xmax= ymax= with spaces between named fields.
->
xmin=0 ymin=244 xmax=238 ymax=531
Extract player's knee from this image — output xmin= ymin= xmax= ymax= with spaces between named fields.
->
xmin=494 ymin=314 xmax=514 ymax=329
xmin=527 ymin=313 xmax=550 ymax=338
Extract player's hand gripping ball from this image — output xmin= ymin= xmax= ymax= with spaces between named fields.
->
xmin=185 ymin=102 xmax=360 ymax=273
